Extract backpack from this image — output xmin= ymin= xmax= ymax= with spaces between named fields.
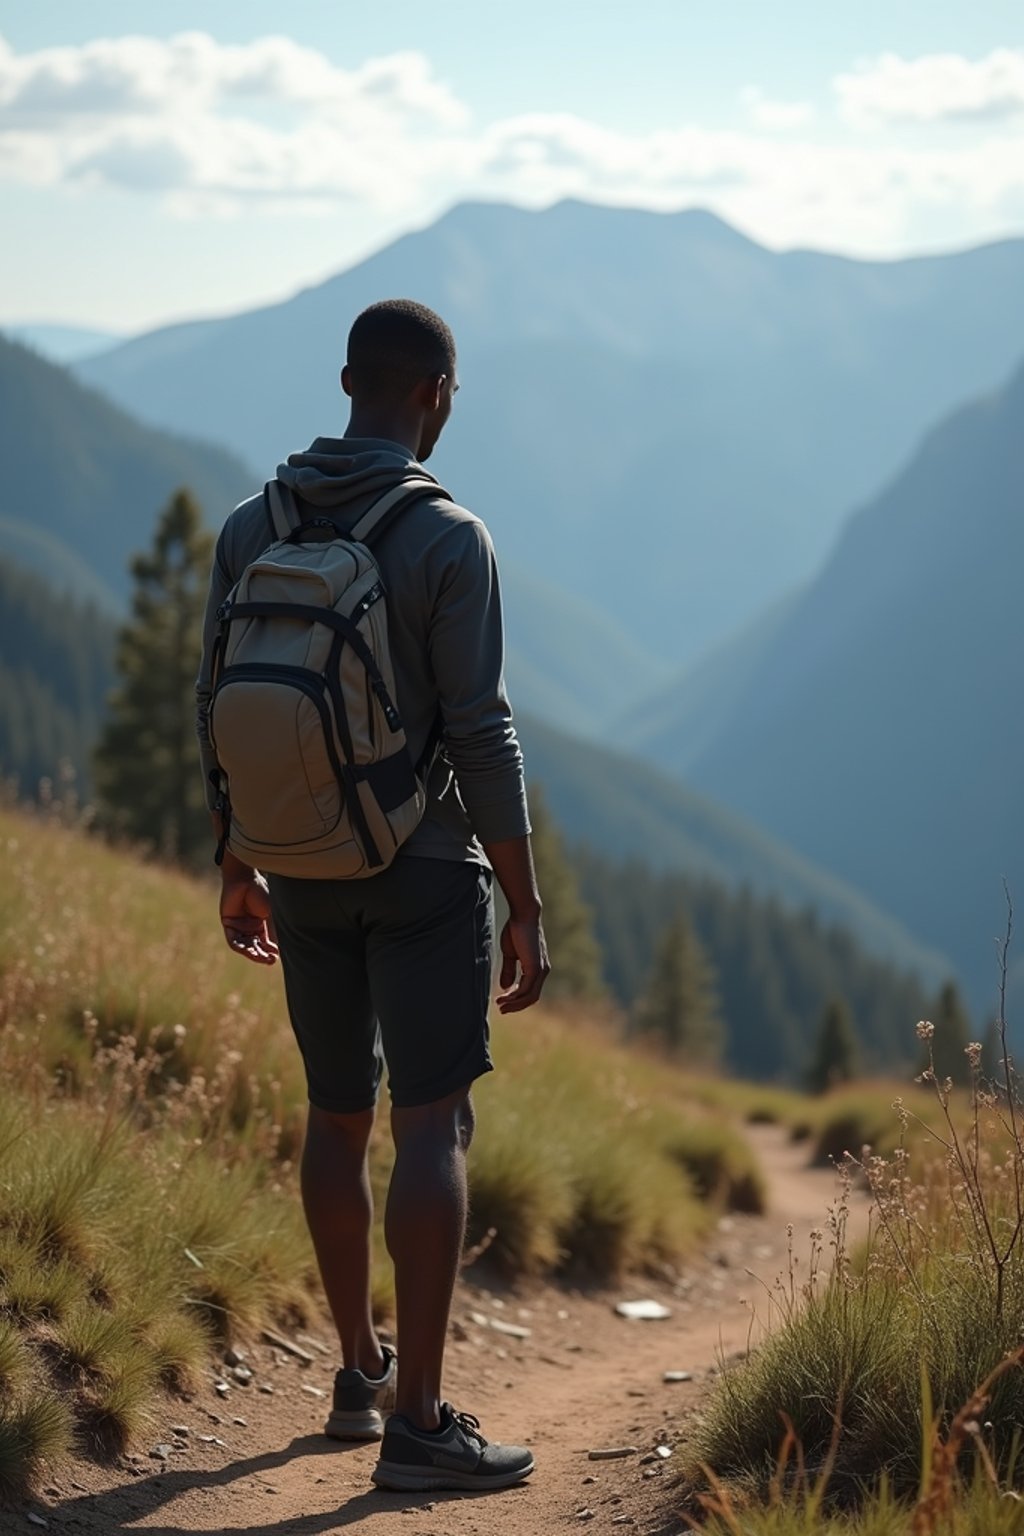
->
xmin=208 ymin=475 xmax=450 ymax=878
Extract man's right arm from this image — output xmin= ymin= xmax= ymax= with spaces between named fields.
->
xmin=426 ymin=516 xmax=549 ymax=1010
xmin=483 ymin=835 xmax=549 ymax=1013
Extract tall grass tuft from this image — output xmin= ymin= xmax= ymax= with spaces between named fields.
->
xmin=0 ymin=1397 xmax=72 ymax=1499
xmin=691 ymin=905 xmax=1024 ymax=1513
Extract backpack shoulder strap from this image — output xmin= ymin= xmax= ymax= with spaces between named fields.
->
xmin=350 ymin=478 xmax=452 ymax=548
xmin=264 ymin=480 xmax=303 ymax=542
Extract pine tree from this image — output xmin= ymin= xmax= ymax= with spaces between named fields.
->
xmin=631 ymin=909 xmax=721 ymax=1065
xmin=518 ymin=786 xmax=605 ymax=1001
xmin=94 ymin=489 xmax=214 ymax=866
xmin=924 ymin=979 xmax=972 ymax=1086
xmin=805 ymin=996 xmax=859 ymax=1094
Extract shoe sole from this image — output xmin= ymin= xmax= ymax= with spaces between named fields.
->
xmin=325 ymin=1408 xmax=385 ymax=1441
xmin=371 ymin=1457 xmax=535 ymax=1492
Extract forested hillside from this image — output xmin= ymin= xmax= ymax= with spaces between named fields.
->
xmin=0 ymin=556 xmax=114 ymax=794
xmin=572 ymin=847 xmax=932 ymax=1082
xmin=0 ymin=335 xmax=253 ymax=607
xmin=78 ymin=198 xmax=1024 ymax=665
xmin=632 ymin=361 xmax=1024 ymax=1012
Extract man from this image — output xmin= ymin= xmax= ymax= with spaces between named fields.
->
xmin=195 ymin=299 xmax=548 ymax=1492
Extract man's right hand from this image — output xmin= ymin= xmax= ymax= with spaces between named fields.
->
xmin=496 ymin=911 xmax=550 ymax=1013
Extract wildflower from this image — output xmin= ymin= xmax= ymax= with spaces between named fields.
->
xmin=916 ymin=1019 xmax=935 ymax=1041
xmin=965 ymin=1041 xmax=983 ymax=1068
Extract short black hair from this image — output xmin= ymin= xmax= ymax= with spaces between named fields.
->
xmin=347 ymin=299 xmax=456 ymax=401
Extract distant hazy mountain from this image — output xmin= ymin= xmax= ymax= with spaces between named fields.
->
xmin=0 ymin=336 xmax=661 ymax=732
xmin=0 ymin=336 xmax=254 ymax=608
xmin=517 ymin=713 xmax=947 ymax=987
xmin=633 ymin=361 xmax=1024 ymax=1010
xmin=4 ymin=322 xmax=125 ymax=365
xmin=0 ymin=554 xmax=115 ymax=794
xmin=77 ymin=198 xmax=1024 ymax=668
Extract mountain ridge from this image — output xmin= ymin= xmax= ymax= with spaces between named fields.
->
xmin=75 ymin=197 xmax=1024 ymax=667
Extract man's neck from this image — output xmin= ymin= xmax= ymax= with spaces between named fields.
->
xmin=344 ymin=409 xmax=421 ymax=457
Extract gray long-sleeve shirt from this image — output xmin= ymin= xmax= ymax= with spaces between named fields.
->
xmin=195 ymin=437 xmax=530 ymax=864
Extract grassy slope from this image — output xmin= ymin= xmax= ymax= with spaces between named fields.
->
xmin=0 ymin=806 xmax=766 ymax=1492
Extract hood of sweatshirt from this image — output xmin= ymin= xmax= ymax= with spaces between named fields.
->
xmin=274 ymin=436 xmax=440 ymax=512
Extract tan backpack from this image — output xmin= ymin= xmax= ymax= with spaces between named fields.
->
xmin=208 ymin=476 xmax=449 ymax=878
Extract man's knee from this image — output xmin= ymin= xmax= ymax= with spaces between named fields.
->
xmin=392 ymin=1086 xmax=475 ymax=1152
xmin=305 ymin=1103 xmax=375 ymax=1160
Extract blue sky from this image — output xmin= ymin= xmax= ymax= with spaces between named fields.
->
xmin=2 ymin=2 xmax=1023 ymax=330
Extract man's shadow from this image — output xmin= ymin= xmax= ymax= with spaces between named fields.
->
xmin=53 ymin=1433 xmax=529 ymax=1533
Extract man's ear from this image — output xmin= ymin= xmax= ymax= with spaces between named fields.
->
xmin=415 ymin=373 xmax=445 ymax=411
xmin=341 ymin=364 xmax=353 ymax=398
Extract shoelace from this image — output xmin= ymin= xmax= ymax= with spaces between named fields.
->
xmin=450 ymin=1408 xmax=488 ymax=1447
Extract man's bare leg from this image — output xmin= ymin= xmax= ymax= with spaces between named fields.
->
xmin=386 ymin=1086 xmax=474 ymax=1429
xmin=301 ymin=1104 xmax=386 ymax=1378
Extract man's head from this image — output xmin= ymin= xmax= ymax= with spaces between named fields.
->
xmin=342 ymin=298 xmax=458 ymax=461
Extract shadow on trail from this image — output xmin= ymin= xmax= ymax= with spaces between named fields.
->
xmin=55 ymin=1432 xmax=531 ymax=1533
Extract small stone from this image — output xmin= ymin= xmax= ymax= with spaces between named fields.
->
xmin=654 ymin=1445 xmax=672 ymax=1459
xmin=208 ymin=1412 xmax=223 ymax=1424
xmin=662 ymin=1371 xmax=692 ymax=1384
xmin=301 ymin=1384 xmax=327 ymax=1398
xmin=149 ymin=1445 xmax=173 ymax=1462
xmin=26 ymin=1516 xmax=49 ymax=1529
xmin=264 ymin=1485 xmax=279 ymax=1494
xmin=614 ymin=1300 xmax=671 ymax=1322
xmin=642 ymin=1466 xmax=662 ymax=1479
xmin=232 ymin=1365 xmax=253 ymax=1385
xmin=233 ymin=1416 xmax=248 ymax=1427
xmin=588 ymin=1446 xmax=639 ymax=1461
xmin=199 ymin=1434 xmax=227 ymax=1447
xmin=626 ymin=1389 xmax=647 ymax=1397
xmin=171 ymin=1424 xmax=191 ymax=1436
xmin=258 ymin=1383 xmax=275 ymax=1395
xmin=214 ymin=1381 xmax=231 ymax=1398
xmin=612 ymin=1517 xmax=636 ymax=1525
xmin=488 ymin=1317 xmax=531 ymax=1339
xmin=224 ymin=1347 xmax=247 ymax=1368
xmin=581 ymin=1474 xmax=598 ymax=1484
xmin=576 ymin=1511 xmax=595 ymax=1522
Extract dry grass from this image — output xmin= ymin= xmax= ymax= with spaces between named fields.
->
xmin=689 ymin=958 xmax=1024 ymax=1520
xmin=0 ymin=804 xmax=773 ymax=1495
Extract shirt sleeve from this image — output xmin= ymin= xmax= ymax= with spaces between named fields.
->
xmin=195 ymin=522 xmax=234 ymax=812
xmin=427 ymin=518 xmax=531 ymax=844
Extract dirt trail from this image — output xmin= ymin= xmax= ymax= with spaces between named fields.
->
xmin=26 ymin=1127 xmax=869 ymax=1536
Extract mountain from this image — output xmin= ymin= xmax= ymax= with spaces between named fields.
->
xmin=501 ymin=563 xmax=670 ymax=736
xmin=0 ymin=335 xmax=254 ymax=608
xmin=0 ymin=554 xmax=115 ymax=795
xmin=3 ymin=323 xmax=126 ymax=365
xmin=631 ymin=361 xmax=1024 ymax=1011
xmin=76 ymin=198 xmax=1024 ymax=669
xmin=516 ymin=713 xmax=947 ymax=988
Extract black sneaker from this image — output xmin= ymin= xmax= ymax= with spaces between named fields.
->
xmin=372 ymin=1403 xmax=535 ymax=1491
xmin=324 ymin=1346 xmax=397 ymax=1441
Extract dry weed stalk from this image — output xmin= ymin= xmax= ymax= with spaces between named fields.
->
xmin=910 ymin=1346 xmax=1024 ymax=1535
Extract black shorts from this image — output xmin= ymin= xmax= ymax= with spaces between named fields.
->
xmin=268 ymin=857 xmax=494 ymax=1113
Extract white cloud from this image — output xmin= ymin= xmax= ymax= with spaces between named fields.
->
xmin=1 ymin=31 xmax=1023 ymax=256
xmin=740 ymin=88 xmax=816 ymax=131
xmin=836 ymin=48 xmax=1024 ymax=126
